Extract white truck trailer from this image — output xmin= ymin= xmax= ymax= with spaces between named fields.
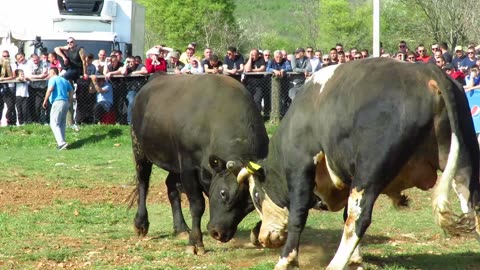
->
xmin=0 ymin=0 xmax=146 ymax=57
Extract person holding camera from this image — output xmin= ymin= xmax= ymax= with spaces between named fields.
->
xmin=89 ymin=75 xmax=113 ymax=124
xmin=145 ymin=48 xmax=167 ymax=73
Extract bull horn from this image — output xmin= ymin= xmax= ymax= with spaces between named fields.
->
xmin=226 ymin=161 xmax=236 ymax=169
xmin=237 ymin=167 xmax=251 ymax=184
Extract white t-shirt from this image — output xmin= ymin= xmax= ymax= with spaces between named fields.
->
xmin=15 ymin=81 xmax=29 ymax=97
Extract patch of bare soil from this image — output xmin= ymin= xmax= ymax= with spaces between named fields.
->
xmin=0 ymin=179 xmax=170 ymax=213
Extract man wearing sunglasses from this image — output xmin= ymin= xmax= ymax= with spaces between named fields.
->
xmin=415 ymin=44 xmax=431 ymax=63
xmin=54 ymin=37 xmax=87 ymax=82
xmin=459 ymin=46 xmax=478 ymax=71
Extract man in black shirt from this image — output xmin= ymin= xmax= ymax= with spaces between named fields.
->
xmin=244 ymin=48 xmax=267 ymax=116
xmin=54 ymin=37 xmax=87 ymax=81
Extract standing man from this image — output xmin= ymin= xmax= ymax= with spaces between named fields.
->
xmin=0 ymin=50 xmax=16 ymax=126
xmin=54 ymin=37 xmax=87 ymax=127
xmin=223 ymin=46 xmax=244 ymax=82
xmin=244 ymin=48 xmax=267 ymax=114
xmin=266 ymin=50 xmax=293 ymax=118
xmin=439 ymin=42 xmax=453 ymax=64
xmin=452 ymin=45 xmax=466 ymax=71
xmin=92 ymin=49 xmax=107 ymax=75
xmin=27 ymin=53 xmax=49 ymax=124
xmin=42 ymin=67 xmax=73 ymax=151
xmin=121 ymin=55 xmax=148 ymax=124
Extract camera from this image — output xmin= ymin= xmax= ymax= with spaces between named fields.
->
xmin=30 ymin=36 xmax=47 ymax=54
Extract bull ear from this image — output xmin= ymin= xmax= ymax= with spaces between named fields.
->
xmin=209 ymin=155 xmax=227 ymax=173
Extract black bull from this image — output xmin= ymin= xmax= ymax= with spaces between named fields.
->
xmin=215 ymin=58 xmax=480 ymax=269
xmin=130 ymin=74 xmax=268 ymax=254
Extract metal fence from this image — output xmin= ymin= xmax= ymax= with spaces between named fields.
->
xmin=0 ymin=72 xmax=309 ymax=126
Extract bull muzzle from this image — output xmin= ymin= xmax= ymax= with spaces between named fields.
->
xmin=207 ymin=223 xmax=236 ymax=243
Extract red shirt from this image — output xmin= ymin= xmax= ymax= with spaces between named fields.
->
xmin=416 ymin=55 xmax=431 ymax=63
xmin=145 ymin=58 xmax=167 ymax=73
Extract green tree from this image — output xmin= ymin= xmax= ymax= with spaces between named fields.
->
xmin=136 ymin=0 xmax=236 ymax=52
xmin=399 ymin=0 xmax=480 ymax=49
xmin=318 ymin=0 xmax=372 ymax=52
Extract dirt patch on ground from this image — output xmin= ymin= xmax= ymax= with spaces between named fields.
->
xmin=0 ymin=179 xmax=170 ymax=213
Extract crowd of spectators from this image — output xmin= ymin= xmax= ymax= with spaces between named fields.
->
xmin=2 ymin=37 xmax=480 ymax=128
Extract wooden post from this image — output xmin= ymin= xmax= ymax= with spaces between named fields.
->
xmin=270 ymin=76 xmax=281 ymax=123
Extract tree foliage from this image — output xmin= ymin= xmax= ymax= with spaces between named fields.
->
xmin=135 ymin=0 xmax=480 ymax=56
xmin=317 ymin=0 xmax=373 ymax=51
xmin=400 ymin=0 xmax=480 ymax=49
xmin=136 ymin=0 xmax=236 ymax=52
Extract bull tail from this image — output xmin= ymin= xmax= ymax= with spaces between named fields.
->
xmin=126 ymin=184 xmax=139 ymax=209
xmin=431 ymin=78 xmax=479 ymax=237
xmin=127 ymin=126 xmax=141 ymax=209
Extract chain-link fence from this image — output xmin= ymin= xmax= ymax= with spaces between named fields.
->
xmin=0 ymin=72 xmax=309 ymax=126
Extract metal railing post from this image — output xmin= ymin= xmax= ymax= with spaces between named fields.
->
xmin=270 ymin=76 xmax=281 ymax=123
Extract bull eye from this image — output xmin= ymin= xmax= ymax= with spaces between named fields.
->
xmin=220 ymin=190 xmax=226 ymax=200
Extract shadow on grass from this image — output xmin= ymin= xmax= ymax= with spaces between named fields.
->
xmin=68 ymin=128 xmax=124 ymax=149
xmin=232 ymin=227 xmax=480 ymax=269
xmin=365 ymin=252 xmax=480 ymax=270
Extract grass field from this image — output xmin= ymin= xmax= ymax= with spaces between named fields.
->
xmin=0 ymin=124 xmax=479 ymax=270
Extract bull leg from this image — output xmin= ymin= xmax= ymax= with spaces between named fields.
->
xmin=181 ymin=169 xmax=206 ymax=255
xmin=166 ymin=172 xmax=190 ymax=237
xmin=250 ymin=220 xmax=262 ymax=246
xmin=451 ymin=168 xmax=480 ymax=240
xmin=452 ymin=177 xmax=471 ymax=214
xmin=348 ymin=243 xmax=364 ymax=270
xmin=275 ymin=167 xmax=315 ymax=270
xmin=327 ymin=186 xmax=378 ymax=270
xmin=133 ymin=159 xmax=153 ymax=236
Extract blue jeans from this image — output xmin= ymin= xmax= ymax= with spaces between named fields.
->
xmin=126 ymin=90 xmax=137 ymax=124
xmin=50 ymin=100 xmax=69 ymax=146
xmin=62 ymin=68 xmax=82 ymax=81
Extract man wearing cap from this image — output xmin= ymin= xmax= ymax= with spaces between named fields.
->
xmin=289 ymin=48 xmax=312 ymax=101
xmin=452 ymin=45 xmax=466 ymax=71
xmin=179 ymin=43 xmax=197 ymax=65
xmin=167 ymin=51 xmax=185 ymax=74
xmin=291 ymin=48 xmax=312 ymax=75
xmin=145 ymin=47 xmax=167 ymax=73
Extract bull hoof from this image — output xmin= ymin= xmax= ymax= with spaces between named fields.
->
xmin=134 ymin=225 xmax=149 ymax=236
xmin=185 ymin=245 xmax=196 ymax=255
xmin=274 ymin=263 xmax=299 ymax=270
xmin=275 ymin=257 xmax=299 ymax=270
xmin=196 ymin=246 xmax=206 ymax=255
xmin=176 ymin=231 xmax=190 ymax=240
xmin=348 ymin=263 xmax=364 ymax=270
